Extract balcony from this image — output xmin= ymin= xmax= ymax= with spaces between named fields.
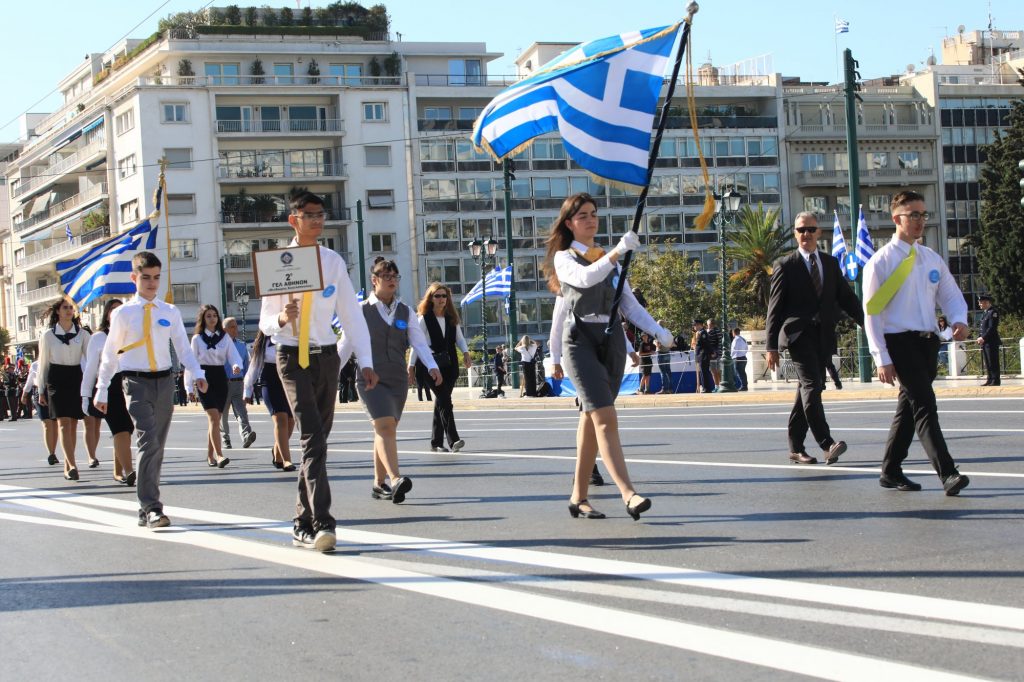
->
xmin=216 ymin=163 xmax=347 ymax=182
xmin=220 ymin=207 xmax=351 ymax=226
xmin=794 ymin=167 xmax=938 ymax=188
xmin=15 ymin=183 xmax=108 ymax=235
xmin=21 ymin=283 xmax=62 ymax=306
xmin=22 ymin=225 xmax=112 ymax=270
xmin=214 ymin=119 xmax=345 ymax=136
xmin=786 ymin=122 xmax=933 ymax=139
xmin=14 ymin=141 xmax=106 ymax=198
xmin=138 ymin=74 xmax=404 ymax=88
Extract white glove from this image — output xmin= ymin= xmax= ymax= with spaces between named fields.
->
xmin=81 ymin=397 xmax=91 ymax=414
xmin=656 ymin=329 xmax=673 ymax=348
xmin=612 ymin=231 xmax=641 ymax=257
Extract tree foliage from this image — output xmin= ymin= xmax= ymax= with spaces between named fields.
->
xmin=976 ymin=99 xmax=1024 ymax=316
xmin=723 ymin=202 xmax=790 ymax=315
xmin=627 ymin=243 xmax=717 ymax=334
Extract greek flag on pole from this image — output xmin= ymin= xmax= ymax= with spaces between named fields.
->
xmin=471 ymin=23 xmax=682 ymax=189
xmin=854 ymin=205 xmax=875 ymax=267
xmin=831 ymin=211 xmax=847 ymax=262
xmin=56 ymin=219 xmax=159 ymax=308
xmin=461 ymin=266 xmax=513 ymax=307
xmin=835 ymin=18 xmax=850 ymax=34
xmin=65 ymin=224 xmax=74 ymax=242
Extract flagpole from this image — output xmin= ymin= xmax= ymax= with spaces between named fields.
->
xmin=158 ymin=157 xmax=173 ymax=304
xmin=834 ymin=15 xmax=839 ymax=83
xmin=605 ymin=4 xmax=695 ymax=336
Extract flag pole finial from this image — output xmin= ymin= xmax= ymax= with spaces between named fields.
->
xmin=686 ymin=2 xmax=699 ymax=19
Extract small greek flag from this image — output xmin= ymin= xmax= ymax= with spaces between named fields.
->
xmin=831 ymin=211 xmax=847 ymax=262
xmin=65 ymin=224 xmax=74 ymax=242
xmin=854 ymin=205 xmax=875 ymax=267
xmin=835 ymin=18 xmax=850 ymax=35
xmin=56 ymin=219 xmax=159 ymax=308
xmin=471 ymin=24 xmax=682 ymax=188
xmin=461 ymin=266 xmax=513 ymax=306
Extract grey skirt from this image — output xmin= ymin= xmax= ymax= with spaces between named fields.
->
xmin=563 ymin=319 xmax=627 ymax=412
xmin=356 ymin=360 xmax=409 ymax=421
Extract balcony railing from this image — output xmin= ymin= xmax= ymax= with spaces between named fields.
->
xmin=15 ymin=183 xmax=108 ymax=235
xmin=139 ymin=74 xmax=402 ymax=88
xmin=214 ymin=118 xmax=345 ymax=135
xmin=787 ymin=122 xmax=931 ymax=137
xmin=220 ymin=207 xmax=351 ymax=224
xmin=15 ymin=141 xmax=106 ymax=199
xmin=21 ymin=282 xmax=62 ymax=305
xmin=217 ymin=163 xmax=347 ymax=180
xmin=23 ymin=225 xmax=112 ymax=269
xmin=794 ymin=168 xmax=937 ymax=187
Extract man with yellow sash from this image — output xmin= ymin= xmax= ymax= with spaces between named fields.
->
xmin=863 ymin=190 xmax=970 ymax=495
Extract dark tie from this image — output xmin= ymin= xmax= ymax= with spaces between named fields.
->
xmin=809 ymin=253 xmax=822 ymax=298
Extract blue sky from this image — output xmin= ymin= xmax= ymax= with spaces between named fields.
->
xmin=3 ymin=0 xmax=1023 ymax=141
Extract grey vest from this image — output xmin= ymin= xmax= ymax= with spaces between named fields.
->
xmin=361 ymin=300 xmax=411 ymax=379
xmin=560 ymin=250 xmax=618 ymax=318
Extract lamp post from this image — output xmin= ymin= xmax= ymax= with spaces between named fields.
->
xmin=715 ymin=190 xmax=741 ymax=393
xmin=468 ymin=237 xmax=498 ymax=395
xmin=235 ymin=289 xmax=250 ymax=343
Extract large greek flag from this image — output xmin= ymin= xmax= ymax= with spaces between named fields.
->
xmin=461 ymin=266 xmax=513 ymax=307
xmin=471 ymin=24 xmax=682 ymax=188
xmin=854 ymin=205 xmax=875 ymax=267
xmin=56 ymin=219 xmax=159 ymax=308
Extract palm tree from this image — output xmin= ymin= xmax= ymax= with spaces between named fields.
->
xmin=723 ymin=202 xmax=789 ymax=310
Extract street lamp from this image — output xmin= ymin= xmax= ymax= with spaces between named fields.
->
xmin=468 ymin=237 xmax=499 ymax=395
xmin=235 ymin=289 xmax=250 ymax=343
xmin=714 ymin=190 xmax=742 ymax=393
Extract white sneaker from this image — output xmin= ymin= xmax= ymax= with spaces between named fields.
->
xmin=451 ymin=439 xmax=466 ymax=452
xmin=431 ymin=446 xmax=449 ymax=453
xmin=313 ymin=529 xmax=336 ymax=553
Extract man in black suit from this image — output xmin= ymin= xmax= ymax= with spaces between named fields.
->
xmin=976 ymin=295 xmax=1001 ymax=386
xmin=766 ymin=212 xmax=864 ymax=464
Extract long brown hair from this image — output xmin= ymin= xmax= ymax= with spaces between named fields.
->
xmin=543 ymin=192 xmax=596 ymax=294
xmin=44 ymin=297 xmax=80 ymax=327
xmin=417 ymin=281 xmax=460 ymax=325
xmin=99 ymin=299 xmax=123 ymax=334
xmin=193 ymin=303 xmax=224 ymax=336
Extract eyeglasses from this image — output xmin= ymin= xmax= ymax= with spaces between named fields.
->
xmin=895 ymin=211 xmax=929 ymax=222
xmin=375 ymin=273 xmax=401 ymax=282
xmin=432 ymin=293 xmax=449 ymax=299
xmin=295 ymin=211 xmax=327 ymax=221
xmin=794 ymin=227 xmax=819 ymax=234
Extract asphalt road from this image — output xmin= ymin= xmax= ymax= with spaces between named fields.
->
xmin=2 ymin=396 xmax=1022 ymax=681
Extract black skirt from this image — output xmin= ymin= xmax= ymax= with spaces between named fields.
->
xmin=199 ymin=365 xmax=228 ymax=411
xmin=261 ymin=362 xmax=291 ymax=417
xmin=88 ymin=373 xmax=133 ymax=435
xmin=46 ymin=363 xmax=84 ymax=420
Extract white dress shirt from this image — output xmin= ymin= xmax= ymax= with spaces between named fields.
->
xmin=80 ymin=331 xmax=119 ymax=398
xmin=187 ymin=330 xmax=243 ymax=388
xmin=407 ymin=314 xmax=470 ymax=367
xmin=517 ymin=341 xmax=539 ymax=362
xmin=863 ymin=235 xmax=968 ymax=367
xmin=22 ymin=361 xmax=39 ymax=398
xmin=258 ymin=240 xmax=372 ymax=368
xmin=242 ymin=342 xmax=278 ymax=400
xmin=548 ymin=295 xmax=636 ymax=365
xmin=37 ymin=323 xmax=91 ymax=392
xmin=95 ymin=295 xmax=205 ymax=404
xmin=731 ymin=335 xmax=748 ymax=359
xmin=797 ymin=246 xmax=823 ymax=282
xmin=337 ymin=296 xmax=437 ymax=371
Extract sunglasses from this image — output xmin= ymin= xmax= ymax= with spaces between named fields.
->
xmin=794 ymin=227 xmax=819 ymax=235
xmin=432 ymin=293 xmax=449 ymax=299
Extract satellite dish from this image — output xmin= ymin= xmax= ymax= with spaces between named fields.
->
xmin=926 ymin=54 xmax=937 ymax=66
xmin=906 ymin=64 xmax=915 ymax=72
xmin=957 ymin=24 xmax=966 ymax=34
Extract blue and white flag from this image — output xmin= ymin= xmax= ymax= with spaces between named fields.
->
xmin=830 ymin=211 xmax=847 ymax=262
xmin=854 ymin=205 xmax=875 ymax=267
xmin=65 ymin=224 xmax=74 ymax=242
xmin=461 ymin=266 xmax=513 ymax=307
xmin=471 ymin=24 xmax=682 ymax=188
xmin=835 ymin=18 xmax=850 ymax=35
xmin=56 ymin=219 xmax=159 ymax=308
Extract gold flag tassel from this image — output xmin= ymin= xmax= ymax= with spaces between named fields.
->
xmin=156 ymin=157 xmax=173 ymax=304
xmin=685 ymin=19 xmax=716 ymax=231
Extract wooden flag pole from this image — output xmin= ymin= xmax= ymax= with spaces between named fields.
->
xmin=159 ymin=157 xmax=173 ymax=304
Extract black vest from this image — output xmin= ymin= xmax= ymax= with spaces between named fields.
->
xmin=423 ymin=314 xmax=458 ymax=367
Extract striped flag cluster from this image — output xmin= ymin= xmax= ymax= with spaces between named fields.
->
xmin=854 ymin=205 xmax=875 ymax=267
xmin=830 ymin=211 xmax=847 ymax=262
xmin=56 ymin=219 xmax=159 ymax=308
xmin=461 ymin=266 xmax=513 ymax=307
xmin=471 ymin=24 xmax=682 ymax=188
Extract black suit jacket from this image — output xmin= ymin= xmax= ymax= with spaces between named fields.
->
xmin=766 ymin=250 xmax=864 ymax=354
xmin=979 ymin=307 xmax=1001 ymax=344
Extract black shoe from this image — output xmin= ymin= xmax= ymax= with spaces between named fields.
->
xmin=292 ymin=525 xmax=316 ymax=549
xmin=568 ymin=499 xmax=606 ymax=519
xmin=835 ymin=381 xmax=843 ymax=390
xmin=145 ymin=510 xmax=170 ymax=529
xmin=371 ymin=482 xmax=393 ymax=500
xmin=224 ymin=441 xmax=232 ymax=449
xmin=207 ymin=460 xmax=218 ymax=467
xmin=625 ymin=494 xmax=652 ymax=521
xmin=243 ymin=432 xmax=256 ymax=448
xmin=390 ymin=476 xmax=413 ymax=504
xmin=64 ymin=468 xmax=79 ymax=481
xmin=125 ymin=470 xmax=137 ymax=487
xmin=88 ymin=458 xmax=100 ymax=469
xmin=282 ymin=463 xmax=296 ymax=472
xmin=825 ymin=441 xmax=847 ymax=465
xmin=943 ymin=472 xmax=970 ymax=496
xmin=47 ymin=453 xmax=58 ymax=466
xmin=789 ymin=452 xmax=818 ymax=464
xmin=879 ymin=472 xmax=922 ymax=491
xmin=217 ymin=457 xmax=230 ymax=469
xmin=431 ymin=445 xmax=449 ymax=453
xmin=589 ymin=466 xmax=605 ymax=487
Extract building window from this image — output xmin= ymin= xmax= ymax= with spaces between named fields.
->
xmin=117 ymin=153 xmax=138 ymax=179
xmin=120 ymin=199 xmax=139 ymax=224
xmin=801 ymin=153 xmax=825 ymax=171
xmin=16 ymin=282 xmax=26 ymax=296
xmin=167 ymin=194 xmax=196 ymax=215
xmin=161 ymin=103 xmax=189 ymax=123
xmin=273 ymin=63 xmax=294 ymax=84
xmin=367 ymin=189 xmax=394 ymax=209
xmin=362 ymin=102 xmax=387 ymax=121
xmin=424 ymin=106 xmax=452 ymax=120
xmin=426 ymin=258 xmax=461 ymax=285
xmin=865 ymin=152 xmax=888 ymax=170
xmin=115 ymin=108 xmax=135 ymax=135
xmin=370 ymin=233 xmax=395 ymax=252
xmin=867 ymin=195 xmax=891 ymax=213
xmin=803 ymin=196 xmax=827 ymax=217
xmin=329 ymin=63 xmax=363 ymax=86
xmin=18 ymin=315 xmax=27 ymax=332
xmin=205 ymin=63 xmax=240 ymax=85
xmin=227 ymin=281 xmax=256 ymax=302
xmin=163 ymin=148 xmax=193 ymax=170
xmin=458 ymin=106 xmax=483 ymax=121
xmin=897 ymin=151 xmax=920 ymax=169
xmin=171 ymin=283 xmax=199 ymax=303
xmin=364 ymin=145 xmax=391 ymax=166
xmin=170 ymin=238 xmax=198 ymax=259
xmin=448 ymin=59 xmax=482 ymax=86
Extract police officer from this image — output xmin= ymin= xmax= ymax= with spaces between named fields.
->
xmin=977 ymin=295 xmax=1000 ymax=386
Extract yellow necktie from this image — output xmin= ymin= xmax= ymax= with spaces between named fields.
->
xmin=298 ymin=292 xmax=313 ymax=368
xmin=866 ymin=245 xmax=916 ymax=315
xmin=119 ymin=303 xmax=158 ymax=371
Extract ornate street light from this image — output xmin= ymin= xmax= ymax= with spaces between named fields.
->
xmin=468 ymin=238 xmax=499 ymax=395
xmin=714 ymin=190 xmax=742 ymax=393
xmin=235 ymin=289 xmax=250 ymax=343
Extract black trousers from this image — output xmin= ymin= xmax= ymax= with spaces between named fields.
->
xmin=696 ymin=353 xmax=714 ymax=391
xmin=521 ymin=361 xmax=537 ymax=397
xmin=787 ymin=332 xmax=835 ymax=453
xmin=882 ymin=333 xmax=958 ymax=478
xmin=431 ymin=365 xmax=460 ymax=448
xmin=982 ymin=342 xmax=1001 ymax=384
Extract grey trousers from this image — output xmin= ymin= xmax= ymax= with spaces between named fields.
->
xmin=122 ymin=374 xmax=174 ymax=514
xmin=277 ymin=346 xmax=340 ymax=532
xmin=220 ymin=379 xmax=252 ymax=442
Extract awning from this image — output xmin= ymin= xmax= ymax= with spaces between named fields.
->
xmin=53 ymin=116 xmax=103 ymax=150
xmin=81 ymin=116 xmax=104 ymax=134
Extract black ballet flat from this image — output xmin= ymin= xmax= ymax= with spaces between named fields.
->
xmin=207 ymin=460 xmax=218 ymax=467
xmin=88 ymin=459 xmax=100 ymax=469
xmin=625 ymin=494 xmax=651 ymax=521
xmin=281 ymin=463 xmax=296 ymax=472
xmin=64 ymin=468 xmax=79 ymax=482
xmin=47 ymin=453 xmax=59 ymax=466
xmin=568 ymin=499 xmax=606 ymax=519
xmin=390 ymin=477 xmax=413 ymax=504
xmin=218 ymin=457 xmax=230 ymax=469
xmin=125 ymin=471 xmax=137 ymax=487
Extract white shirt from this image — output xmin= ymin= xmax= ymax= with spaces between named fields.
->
xmin=517 ymin=341 xmax=539 ymax=362
xmin=22 ymin=361 xmax=39 ymax=398
xmin=938 ymin=326 xmax=954 ymax=342
xmin=37 ymin=323 xmax=91 ymax=392
xmin=95 ymin=295 xmax=205 ymax=404
xmin=548 ymin=295 xmax=635 ymax=365
xmin=187 ymin=330 xmax=243 ymax=388
xmin=337 ymin=298 xmax=437 ymax=371
xmin=242 ymin=342 xmax=277 ymax=400
xmin=731 ymin=335 xmax=749 ymax=359
xmin=407 ymin=314 xmax=470 ymax=367
xmin=863 ymin=235 xmax=968 ymax=367
xmin=798 ymin=246 xmax=823 ymax=283
xmin=258 ymin=240 xmax=373 ymax=368
xmin=80 ymin=331 xmax=118 ymax=398
xmin=554 ymin=241 xmax=665 ymax=337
